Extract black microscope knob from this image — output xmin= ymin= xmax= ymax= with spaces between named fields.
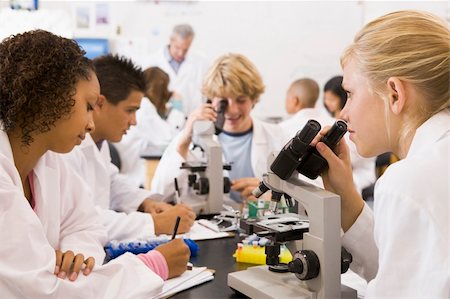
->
xmin=289 ymin=250 xmax=320 ymax=280
xmin=195 ymin=177 xmax=209 ymax=195
xmin=223 ymin=177 xmax=231 ymax=193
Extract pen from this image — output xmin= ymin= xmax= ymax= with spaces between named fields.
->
xmin=174 ymin=177 xmax=181 ymax=204
xmin=171 ymin=216 xmax=181 ymax=240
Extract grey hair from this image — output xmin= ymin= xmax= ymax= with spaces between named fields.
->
xmin=171 ymin=24 xmax=195 ymax=40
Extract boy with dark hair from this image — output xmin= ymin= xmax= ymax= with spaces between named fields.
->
xmin=63 ymin=54 xmax=195 ymax=243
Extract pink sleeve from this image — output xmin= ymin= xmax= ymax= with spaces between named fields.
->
xmin=138 ymin=250 xmax=169 ymax=281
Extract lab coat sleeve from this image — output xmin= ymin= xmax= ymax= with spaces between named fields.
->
xmin=114 ymin=99 xmax=185 ymax=188
xmin=150 ymin=133 xmax=193 ymax=197
xmin=363 ymin=190 xmax=449 ymax=298
xmin=109 ymin=161 xmax=156 ymax=213
xmin=58 ymin=166 xmax=108 ymax=263
xmin=135 ymin=99 xmax=177 ymax=145
xmin=341 ymin=203 xmax=378 ymax=281
xmin=0 ymin=179 xmax=163 ymax=298
xmin=97 ymin=206 xmax=156 ymax=242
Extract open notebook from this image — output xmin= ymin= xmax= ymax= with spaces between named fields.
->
xmin=151 ymin=267 xmax=214 ymax=299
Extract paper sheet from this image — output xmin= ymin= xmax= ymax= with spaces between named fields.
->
xmin=179 ymin=220 xmax=233 ymax=241
xmin=151 ymin=267 xmax=214 ymax=299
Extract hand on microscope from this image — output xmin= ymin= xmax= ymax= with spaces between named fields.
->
xmin=152 ymin=204 xmax=196 ymax=235
xmin=232 ymin=177 xmax=269 ymax=201
xmin=177 ymin=103 xmax=217 ymax=159
xmin=313 ymin=126 xmax=365 ymax=232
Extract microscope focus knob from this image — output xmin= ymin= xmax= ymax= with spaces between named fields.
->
xmin=223 ymin=177 xmax=231 ymax=193
xmin=265 ymin=243 xmax=280 ymax=266
xmin=188 ymin=174 xmax=197 ymax=187
xmin=288 ymin=250 xmax=320 ymax=280
xmin=193 ymin=178 xmax=209 ymax=195
xmin=341 ymin=247 xmax=353 ymax=274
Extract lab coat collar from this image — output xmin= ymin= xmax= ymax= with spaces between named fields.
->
xmin=0 ymin=128 xmax=56 ymax=185
xmin=252 ymin=118 xmax=269 ymax=145
xmin=78 ymin=133 xmax=109 ymax=171
xmin=406 ymin=108 xmax=450 ymax=158
xmin=0 ymin=128 xmax=14 ymax=163
xmin=0 ymin=130 xmax=23 ymax=194
xmin=291 ymin=108 xmax=326 ymax=120
xmin=0 ymin=128 xmax=58 ymax=234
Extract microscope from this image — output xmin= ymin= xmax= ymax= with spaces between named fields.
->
xmin=228 ymin=120 xmax=357 ymax=299
xmin=179 ymin=99 xmax=231 ymax=215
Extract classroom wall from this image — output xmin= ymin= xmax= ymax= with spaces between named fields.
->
xmin=1 ymin=1 xmax=448 ymax=120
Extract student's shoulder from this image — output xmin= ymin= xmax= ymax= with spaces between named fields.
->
xmin=257 ymin=119 xmax=285 ymax=138
xmin=377 ymin=149 xmax=447 ymax=203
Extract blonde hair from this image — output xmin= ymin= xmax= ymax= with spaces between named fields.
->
xmin=202 ymin=53 xmax=265 ymax=102
xmin=289 ymin=78 xmax=320 ymax=108
xmin=341 ymin=10 xmax=450 ymax=142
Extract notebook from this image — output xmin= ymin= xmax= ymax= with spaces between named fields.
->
xmin=151 ymin=266 xmax=214 ymax=299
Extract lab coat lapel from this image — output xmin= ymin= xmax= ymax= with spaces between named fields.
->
xmin=80 ymin=134 xmax=111 ymax=208
xmin=251 ymin=120 xmax=270 ymax=178
xmin=32 ymin=154 xmax=61 ymax=248
xmin=0 ymin=130 xmax=23 ymax=191
xmin=158 ymin=47 xmax=178 ymax=79
xmin=0 ymin=130 xmax=59 ymax=239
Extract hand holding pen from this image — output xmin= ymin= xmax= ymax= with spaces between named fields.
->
xmin=152 ymin=205 xmax=196 ymax=235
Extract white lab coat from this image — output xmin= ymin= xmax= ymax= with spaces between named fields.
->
xmin=115 ymin=97 xmax=186 ymax=187
xmin=143 ymin=46 xmax=209 ymax=115
xmin=0 ymin=130 xmax=163 ymax=298
xmin=151 ymin=118 xmax=285 ymax=205
xmin=63 ymin=134 xmax=158 ymax=242
xmin=342 ymin=108 xmax=450 ymax=298
xmin=279 ymin=108 xmax=376 ymax=193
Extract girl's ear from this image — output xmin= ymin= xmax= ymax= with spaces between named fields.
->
xmin=97 ymin=94 xmax=107 ymax=108
xmin=386 ymin=77 xmax=406 ymax=115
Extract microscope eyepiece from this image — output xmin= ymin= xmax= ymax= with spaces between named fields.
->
xmin=206 ymin=98 xmax=228 ymax=135
xmin=270 ymin=120 xmax=321 ymax=180
xmin=320 ymin=119 xmax=347 ymax=149
xmin=297 ymin=120 xmax=348 ymax=179
xmin=296 ymin=119 xmax=321 ymax=143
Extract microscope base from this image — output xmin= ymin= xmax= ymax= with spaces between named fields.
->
xmin=228 ymin=265 xmax=357 ymax=299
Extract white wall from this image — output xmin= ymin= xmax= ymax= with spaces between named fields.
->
xmin=1 ymin=0 xmax=448 ymax=119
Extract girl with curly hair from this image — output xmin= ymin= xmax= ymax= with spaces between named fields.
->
xmin=0 ymin=30 xmax=188 ymax=298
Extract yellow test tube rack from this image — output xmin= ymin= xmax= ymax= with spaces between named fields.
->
xmin=233 ymin=243 xmax=293 ymax=265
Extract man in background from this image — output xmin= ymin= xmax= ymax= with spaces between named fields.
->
xmin=145 ymin=24 xmax=208 ymax=115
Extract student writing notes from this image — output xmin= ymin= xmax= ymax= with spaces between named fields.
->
xmin=0 ymin=30 xmax=189 ymax=298
xmin=62 ymin=54 xmax=195 ymax=243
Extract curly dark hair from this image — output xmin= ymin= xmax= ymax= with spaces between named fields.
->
xmin=0 ymin=30 xmax=94 ymax=145
xmin=93 ymin=54 xmax=146 ymax=105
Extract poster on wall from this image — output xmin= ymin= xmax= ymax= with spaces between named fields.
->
xmin=75 ymin=6 xmax=90 ymax=29
xmin=72 ymin=3 xmax=111 ymax=37
xmin=95 ymin=3 xmax=109 ymax=26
